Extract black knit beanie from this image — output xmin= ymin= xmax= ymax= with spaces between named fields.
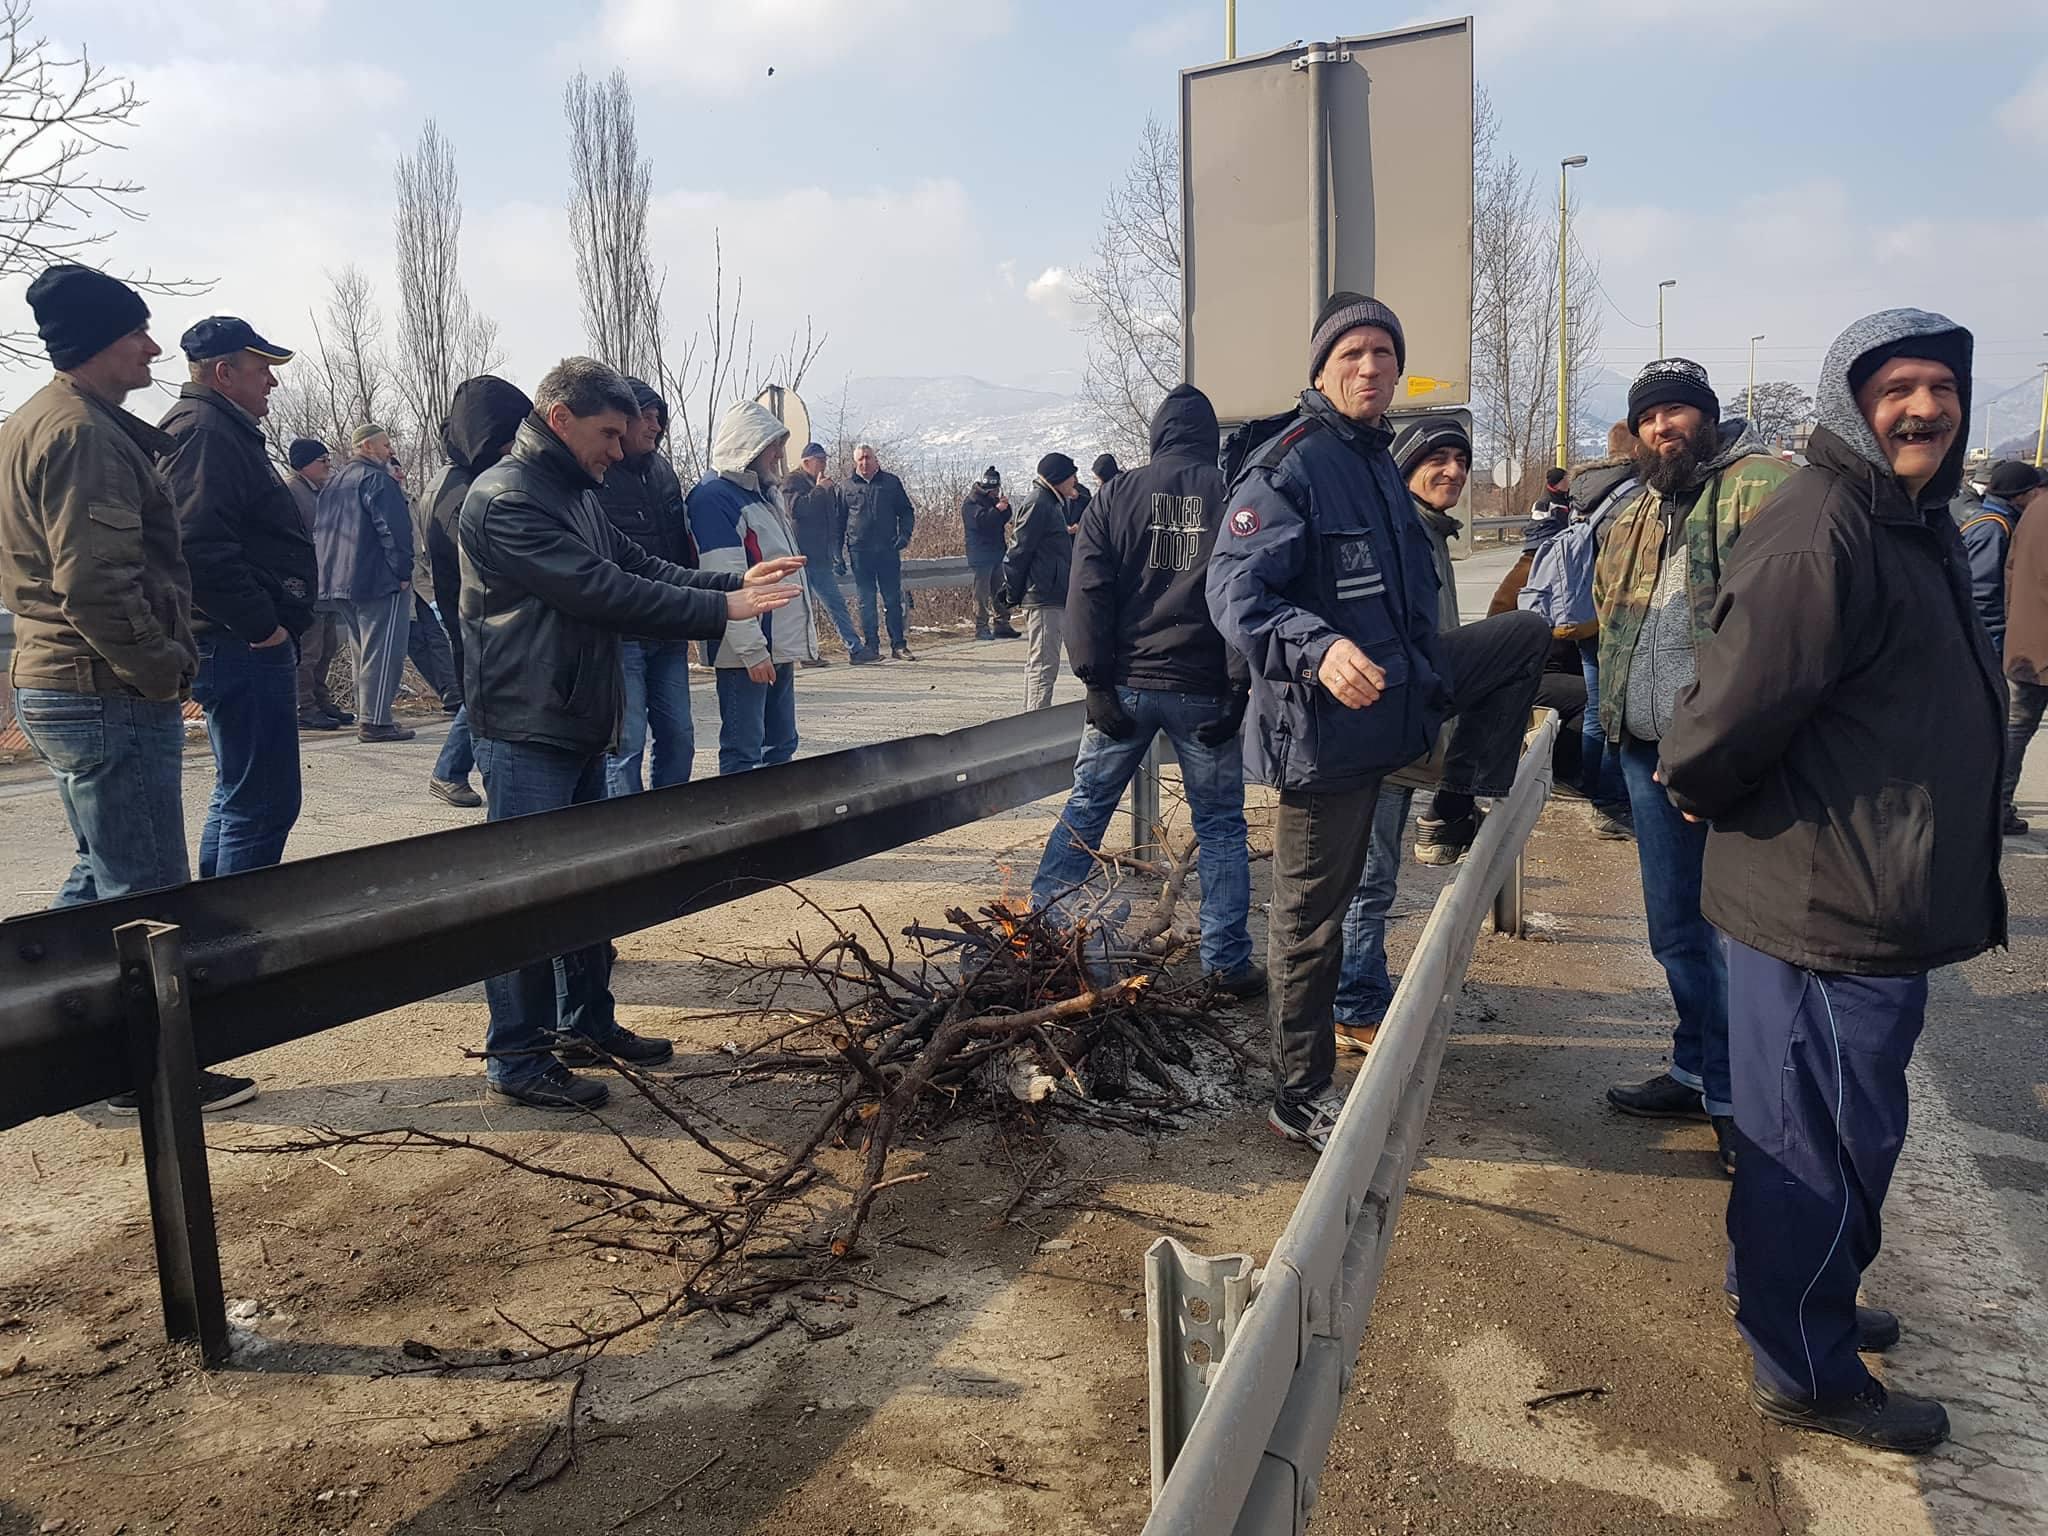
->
xmin=1037 ymin=452 xmax=1077 ymax=485
xmin=287 ymin=437 xmax=330 ymax=470
xmin=1626 ymin=358 xmax=1719 ymax=434
xmin=1389 ymin=415 xmax=1472 ymax=480
xmin=1309 ymin=291 xmax=1406 ymax=382
xmin=26 ymin=264 xmax=150 ymax=371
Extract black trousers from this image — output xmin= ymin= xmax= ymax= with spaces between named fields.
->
xmin=295 ymin=602 xmax=343 ymax=717
xmin=2004 ymin=679 xmax=2046 ymax=813
xmin=1268 ymin=610 xmax=1551 ymax=1107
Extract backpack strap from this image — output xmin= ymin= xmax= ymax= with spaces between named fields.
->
xmin=1959 ymin=511 xmax=2011 ymax=540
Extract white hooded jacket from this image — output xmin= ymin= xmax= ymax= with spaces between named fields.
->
xmin=688 ymin=400 xmax=818 ymax=668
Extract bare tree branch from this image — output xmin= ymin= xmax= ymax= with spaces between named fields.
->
xmin=1075 ymin=116 xmax=1182 ymax=461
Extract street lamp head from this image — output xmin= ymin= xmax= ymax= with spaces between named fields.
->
xmin=1659 ymin=279 xmax=1677 ymax=290
xmin=1751 ymin=333 xmax=1766 ymax=343
xmin=1562 ymin=155 xmax=1588 ymax=168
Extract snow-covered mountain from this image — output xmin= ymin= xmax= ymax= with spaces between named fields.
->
xmin=822 ymin=375 xmax=1106 ymax=477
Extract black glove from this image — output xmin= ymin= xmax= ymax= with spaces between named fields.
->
xmin=1194 ymin=689 xmax=1250 ymax=747
xmin=1085 ymin=687 xmax=1137 ymax=740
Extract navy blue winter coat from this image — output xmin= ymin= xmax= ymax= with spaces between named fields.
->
xmin=1958 ymin=495 xmax=2020 ymax=654
xmin=1205 ymin=390 xmax=1447 ymax=792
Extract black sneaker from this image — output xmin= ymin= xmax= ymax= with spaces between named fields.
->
xmin=849 ymin=648 xmax=882 ymax=666
xmin=105 ymin=1070 xmax=258 ymax=1117
xmin=974 ymin=628 xmax=993 ymax=641
xmin=1209 ymin=962 xmax=1268 ymax=1001
xmin=991 ymin=626 xmax=1022 ymax=640
xmin=1606 ymin=1071 xmax=1709 ymax=1121
xmin=799 ymin=656 xmax=831 ymax=669
xmin=1750 ymin=1377 xmax=1947 ymax=1454
xmin=487 ymin=1065 xmax=610 ymax=1111
xmin=357 ymin=722 xmax=416 ymax=743
xmin=1588 ymin=803 xmax=1633 ymax=840
xmin=298 ymin=712 xmax=341 ymax=731
xmin=1267 ymin=1092 xmax=1346 ymax=1154
xmin=2004 ymin=806 xmax=2031 ymax=836
xmin=1724 ymin=1292 xmax=1900 ymax=1353
xmin=892 ymin=646 xmax=918 ymax=662
xmin=324 ymin=707 xmax=356 ymax=727
xmin=552 ymin=1027 xmax=675 ymax=1068
xmin=1414 ymin=810 xmax=1482 ymax=867
xmin=1711 ymin=1114 xmax=1737 ymax=1176
xmin=429 ymin=777 xmax=483 ymax=808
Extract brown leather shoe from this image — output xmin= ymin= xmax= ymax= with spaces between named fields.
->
xmin=1334 ymin=1020 xmax=1379 ymax=1053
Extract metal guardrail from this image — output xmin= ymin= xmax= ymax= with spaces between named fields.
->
xmin=1142 ymin=711 xmax=1558 ymax=1535
xmin=846 ymin=555 xmax=973 ymax=591
xmin=0 ymin=702 xmax=1088 ymax=1360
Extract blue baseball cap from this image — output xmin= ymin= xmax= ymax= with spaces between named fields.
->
xmin=180 ymin=315 xmax=292 ymax=364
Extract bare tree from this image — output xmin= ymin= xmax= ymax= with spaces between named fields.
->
xmin=1074 ymin=116 xmax=1182 ymax=460
xmin=459 ymin=310 xmax=506 ymax=378
xmin=263 ymin=267 xmax=395 ymax=460
xmin=1726 ymin=380 xmax=1813 ymax=446
xmin=393 ymin=119 xmax=491 ymax=459
xmin=564 ymin=67 xmax=657 ymax=378
xmin=0 ymin=0 xmax=206 ymax=367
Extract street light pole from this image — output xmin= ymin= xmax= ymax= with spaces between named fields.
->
xmin=2034 ymin=359 xmax=2048 ymax=470
xmin=1554 ymin=155 xmax=1587 ymax=472
xmin=1657 ymin=279 xmax=1676 ymax=357
xmin=1748 ymin=334 xmax=1765 ymax=428
xmin=1225 ymin=0 xmax=1235 ymax=58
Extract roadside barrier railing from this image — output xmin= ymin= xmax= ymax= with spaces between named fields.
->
xmin=1142 ymin=711 xmax=1558 ymax=1536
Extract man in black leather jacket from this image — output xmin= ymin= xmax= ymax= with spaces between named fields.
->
xmin=458 ymin=356 xmax=803 ymax=1111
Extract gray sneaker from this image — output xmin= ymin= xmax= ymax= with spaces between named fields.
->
xmin=487 ymin=1065 xmax=609 ymax=1111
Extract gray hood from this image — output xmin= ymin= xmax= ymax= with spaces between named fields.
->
xmin=1816 ymin=308 xmax=1973 ymax=504
xmin=1700 ymin=417 xmax=1771 ymax=478
xmin=712 ymin=399 xmax=792 ymax=487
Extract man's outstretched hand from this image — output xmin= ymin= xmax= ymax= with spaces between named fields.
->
xmin=1317 ymin=638 xmax=1386 ymax=709
xmin=744 ymin=555 xmax=806 ymax=586
xmin=727 ymin=584 xmax=800 ymax=619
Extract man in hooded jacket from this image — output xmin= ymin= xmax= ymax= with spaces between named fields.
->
xmin=960 ymin=466 xmax=1015 ymax=640
xmin=1029 ymin=385 xmax=1262 ymax=996
xmin=1002 ymin=452 xmax=1081 ymax=710
xmin=422 ymin=375 xmax=531 ymax=809
xmin=1661 ymin=310 xmax=2005 ymax=1453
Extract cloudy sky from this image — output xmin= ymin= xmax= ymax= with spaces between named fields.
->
xmin=8 ymin=0 xmax=2048 ymax=445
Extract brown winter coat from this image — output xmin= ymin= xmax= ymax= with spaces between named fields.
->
xmin=0 ymin=374 xmax=195 ymax=701
xmin=2006 ymin=498 xmax=2048 ymax=685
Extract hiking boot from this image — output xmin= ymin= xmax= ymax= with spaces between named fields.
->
xmin=1414 ymin=810 xmax=1483 ymax=867
xmin=552 ymin=1027 xmax=675 ymax=1068
xmin=298 ymin=711 xmax=342 ymax=731
xmin=429 ymin=777 xmax=483 ymax=809
xmin=357 ymin=722 xmax=415 ymax=743
xmin=1712 ymin=1114 xmax=1737 ymax=1177
xmin=2004 ymin=806 xmax=2031 ymax=836
xmin=1334 ymin=1019 xmax=1380 ymax=1054
xmin=324 ymin=707 xmax=356 ymax=726
xmin=1724 ymin=1292 xmax=1900 ymax=1353
xmin=1209 ymin=962 xmax=1268 ymax=1001
xmin=849 ymin=648 xmax=882 ymax=666
xmin=1605 ymin=1071 xmax=1709 ymax=1120
xmin=487 ymin=1064 xmax=610 ymax=1111
xmin=1268 ymin=1092 xmax=1346 ymax=1155
xmin=106 ymin=1070 xmax=259 ymax=1116
xmin=1588 ymin=803 xmax=1633 ymax=840
xmin=1749 ymin=1378 xmax=1947 ymax=1454
xmin=892 ymin=646 xmax=919 ymax=662
xmin=991 ymin=625 xmax=1022 ymax=640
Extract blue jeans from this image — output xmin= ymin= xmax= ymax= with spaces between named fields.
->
xmin=1333 ymin=784 xmax=1415 ymax=1026
xmin=714 ymin=663 xmax=797 ymax=775
xmin=14 ymin=688 xmax=190 ymax=906
xmin=1725 ymin=938 xmax=1924 ymax=1402
xmin=607 ymin=639 xmax=695 ymax=795
xmin=190 ymin=633 xmax=302 ymax=877
xmin=1029 ymin=687 xmax=1252 ymax=975
xmin=1619 ymin=736 xmax=1730 ymax=1115
xmin=435 ymin=705 xmax=475 ymax=784
xmin=473 ymin=736 xmax=621 ymax=1088
xmin=1577 ymin=639 xmax=1625 ymax=805
xmin=849 ymin=543 xmax=906 ymax=652
xmin=807 ymin=554 xmax=862 ymax=652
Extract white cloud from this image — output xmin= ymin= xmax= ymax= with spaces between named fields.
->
xmin=1999 ymin=58 xmax=2048 ymax=152
xmin=1127 ymin=10 xmax=1211 ymax=61
xmin=1024 ymin=265 xmax=1087 ymax=331
xmin=1406 ymin=0 xmax=2042 ymax=60
xmin=593 ymin=0 xmax=1011 ymax=94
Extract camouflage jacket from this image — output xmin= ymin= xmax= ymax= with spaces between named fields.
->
xmin=1591 ymin=426 xmax=1792 ymax=740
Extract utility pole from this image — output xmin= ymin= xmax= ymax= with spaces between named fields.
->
xmin=1554 ymin=155 xmax=1587 ymax=472
xmin=2035 ymin=359 xmax=2048 ymax=469
xmin=1748 ymin=334 xmax=1765 ymax=428
xmin=1657 ymin=279 xmax=1676 ymax=357
xmin=1225 ymin=0 xmax=1235 ymax=58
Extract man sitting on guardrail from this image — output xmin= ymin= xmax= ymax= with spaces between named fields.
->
xmin=1029 ymin=384 xmax=1263 ymax=1000
xmin=1660 ymin=310 xmax=2003 ymax=1454
xmin=458 ymin=356 xmax=805 ymax=1112
xmin=1207 ymin=293 xmax=1549 ymax=1153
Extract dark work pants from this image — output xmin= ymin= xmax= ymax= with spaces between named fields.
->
xmin=1724 ymin=937 xmax=1925 ymax=1403
xmin=850 ymin=544 xmax=906 ymax=652
xmin=407 ymin=596 xmax=460 ymax=708
xmin=296 ymin=602 xmax=343 ymax=717
xmin=971 ymin=561 xmax=1012 ymax=634
xmin=2004 ymin=679 xmax=2047 ymax=814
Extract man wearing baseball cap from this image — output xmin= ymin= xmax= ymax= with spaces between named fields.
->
xmin=158 ymin=316 xmax=315 ymax=875
xmin=1593 ymin=358 xmax=1790 ymax=1171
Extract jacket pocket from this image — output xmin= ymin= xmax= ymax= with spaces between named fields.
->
xmin=85 ymin=502 xmax=143 ymax=565
xmin=1875 ymin=779 xmax=1934 ymax=946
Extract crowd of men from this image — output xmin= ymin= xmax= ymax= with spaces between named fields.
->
xmin=0 ymin=258 xmax=2032 ymax=1460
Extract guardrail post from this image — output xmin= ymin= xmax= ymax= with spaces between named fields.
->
xmin=115 ymin=919 xmax=230 ymax=1366
xmin=1130 ymin=740 xmax=1164 ymax=855
xmin=1489 ymin=851 xmax=1525 ymax=939
xmin=1145 ymin=1238 xmax=1255 ymax=1500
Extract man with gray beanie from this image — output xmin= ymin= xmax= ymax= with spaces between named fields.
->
xmin=1208 ymin=293 xmax=1549 ymax=1152
xmin=1661 ymin=310 xmax=2001 ymax=1452
xmin=1594 ymin=357 xmax=1789 ymax=1172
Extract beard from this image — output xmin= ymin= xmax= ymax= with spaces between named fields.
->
xmin=1635 ymin=418 xmax=1722 ymax=496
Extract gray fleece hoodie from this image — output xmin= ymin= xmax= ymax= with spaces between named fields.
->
xmin=1812 ymin=307 xmax=1973 ymax=505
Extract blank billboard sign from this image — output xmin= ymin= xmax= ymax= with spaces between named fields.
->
xmin=1181 ymin=19 xmax=1474 ymax=424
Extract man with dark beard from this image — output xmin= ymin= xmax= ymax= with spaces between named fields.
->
xmin=1592 ymin=359 xmax=1790 ymax=1173
xmin=1660 ymin=310 xmax=2001 ymax=1452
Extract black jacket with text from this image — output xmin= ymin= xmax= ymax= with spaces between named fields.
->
xmin=1068 ymin=385 xmax=1245 ymax=695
